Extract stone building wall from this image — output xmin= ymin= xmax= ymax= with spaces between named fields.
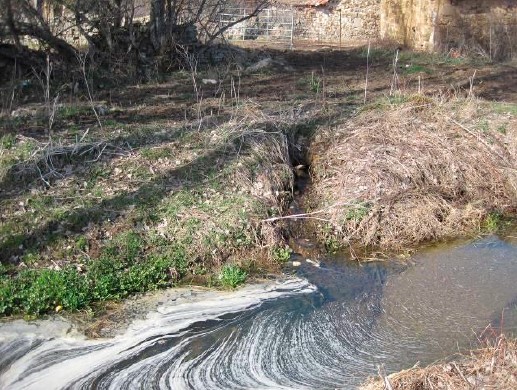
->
xmin=381 ymin=0 xmax=517 ymax=58
xmin=291 ymin=0 xmax=381 ymax=43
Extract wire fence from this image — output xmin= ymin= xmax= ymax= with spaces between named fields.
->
xmin=219 ymin=8 xmax=294 ymax=47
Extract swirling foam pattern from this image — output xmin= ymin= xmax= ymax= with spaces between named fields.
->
xmin=1 ymin=235 xmax=517 ymax=389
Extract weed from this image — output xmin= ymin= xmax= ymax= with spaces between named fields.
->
xmin=402 ymin=64 xmax=430 ymax=74
xmin=497 ymin=124 xmax=507 ymax=135
xmin=118 ymin=255 xmax=182 ymax=294
xmin=388 ymin=95 xmax=410 ymax=105
xmin=272 ymin=246 xmax=292 ymax=263
xmin=0 ymin=133 xmax=16 ymax=149
xmin=104 ymin=232 xmax=144 ymax=262
xmin=478 ymin=120 xmax=490 ymax=133
xmin=325 ymin=236 xmax=341 ymax=254
xmin=103 ymin=119 xmax=118 ymax=127
xmin=0 ymin=267 xmax=90 ymax=315
xmin=345 ymin=202 xmax=372 ymax=222
xmin=0 ymin=248 xmax=185 ymax=315
xmin=140 ymin=146 xmax=173 ymax=160
xmin=297 ymin=73 xmax=321 ymax=94
xmin=27 ymin=195 xmax=54 ymax=211
xmin=21 ymin=251 xmax=40 ymax=266
xmin=309 ymin=72 xmax=321 ymax=93
xmin=491 ymin=102 xmax=517 ymax=116
xmin=76 ymin=236 xmax=88 ymax=251
xmin=58 ymin=105 xmax=89 ymax=119
xmin=219 ymin=264 xmax=247 ymax=289
xmin=483 ymin=212 xmax=502 ymax=232
xmin=320 ymin=223 xmax=341 ymax=253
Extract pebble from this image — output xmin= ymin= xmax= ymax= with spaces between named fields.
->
xmin=306 ymin=259 xmax=320 ymax=268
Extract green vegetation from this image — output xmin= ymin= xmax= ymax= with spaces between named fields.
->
xmin=1 ymin=133 xmax=16 ymax=149
xmin=0 ymin=232 xmax=187 ymax=315
xmin=345 ymin=202 xmax=372 ymax=222
xmin=0 ymin=77 xmax=295 ymax=316
xmin=58 ymin=105 xmax=91 ymax=119
xmin=483 ymin=212 xmax=503 ymax=233
xmin=402 ymin=64 xmax=430 ymax=74
xmin=1 ymin=45 xmax=516 ymax=318
xmin=219 ymin=264 xmax=247 ymax=289
xmin=271 ymin=246 xmax=292 ymax=263
xmin=297 ymin=72 xmax=322 ymax=94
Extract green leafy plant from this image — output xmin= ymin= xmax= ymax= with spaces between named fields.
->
xmin=76 ymin=236 xmax=88 ymax=251
xmin=272 ymin=246 xmax=292 ymax=263
xmin=0 ymin=267 xmax=89 ymax=315
xmin=345 ymin=202 xmax=372 ymax=222
xmin=483 ymin=212 xmax=502 ymax=232
xmin=402 ymin=64 xmax=430 ymax=74
xmin=0 ymin=133 xmax=16 ymax=149
xmin=0 ymin=236 xmax=187 ymax=315
xmin=219 ymin=264 xmax=247 ymax=289
xmin=324 ymin=236 xmax=341 ymax=253
xmin=309 ymin=72 xmax=321 ymax=93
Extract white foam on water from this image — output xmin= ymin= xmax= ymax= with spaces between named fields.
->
xmin=0 ymin=278 xmax=316 ymax=390
xmin=2 ymin=236 xmax=517 ymax=390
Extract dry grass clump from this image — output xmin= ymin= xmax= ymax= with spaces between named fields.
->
xmin=361 ymin=335 xmax=517 ymax=390
xmin=309 ymin=95 xmax=517 ymax=252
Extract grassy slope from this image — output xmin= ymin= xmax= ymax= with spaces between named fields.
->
xmin=1 ymin=46 xmax=516 ymax=316
xmin=0 ymin=71 xmax=312 ymax=315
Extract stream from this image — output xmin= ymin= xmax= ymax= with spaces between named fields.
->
xmin=1 ymin=233 xmax=517 ymax=389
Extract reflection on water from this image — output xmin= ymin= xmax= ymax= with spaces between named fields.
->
xmin=1 ymin=235 xmax=517 ymax=389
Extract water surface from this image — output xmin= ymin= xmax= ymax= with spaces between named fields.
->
xmin=1 ymin=235 xmax=516 ymax=389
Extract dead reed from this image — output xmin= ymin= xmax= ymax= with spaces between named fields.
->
xmin=309 ymin=95 xmax=517 ymax=253
xmin=361 ymin=334 xmax=517 ymax=390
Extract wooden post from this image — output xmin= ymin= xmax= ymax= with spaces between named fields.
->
xmin=339 ymin=9 xmax=342 ymax=48
xmin=290 ymin=11 xmax=294 ymax=49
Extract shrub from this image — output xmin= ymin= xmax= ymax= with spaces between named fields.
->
xmin=219 ymin=264 xmax=247 ymax=289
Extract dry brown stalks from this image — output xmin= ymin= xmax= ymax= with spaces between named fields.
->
xmin=361 ymin=335 xmax=517 ymax=390
xmin=309 ymin=95 xmax=517 ymax=252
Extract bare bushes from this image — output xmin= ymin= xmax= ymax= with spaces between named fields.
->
xmin=361 ymin=334 xmax=517 ymax=390
xmin=309 ymin=96 xmax=517 ymax=253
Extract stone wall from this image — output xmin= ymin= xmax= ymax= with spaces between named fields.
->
xmin=292 ymin=0 xmax=381 ymax=43
xmin=381 ymin=0 xmax=517 ymax=58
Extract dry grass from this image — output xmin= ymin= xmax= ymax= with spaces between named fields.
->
xmin=309 ymin=95 xmax=517 ymax=253
xmin=361 ymin=335 xmax=517 ymax=390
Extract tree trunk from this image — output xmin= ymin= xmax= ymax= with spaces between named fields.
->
xmin=4 ymin=0 xmax=22 ymax=49
xmin=36 ymin=0 xmax=44 ymax=16
xmin=150 ymin=0 xmax=166 ymax=51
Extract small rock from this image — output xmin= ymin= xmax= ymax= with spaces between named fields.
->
xmin=292 ymin=261 xmax=301 ymax=267
xmin=306 ymin=259 xmax=320 ymax=268
xmin=95 ymin=105 xmax=108 ymax=116
xmin=245 ymin=57 xmax=273 ymax=73
xmin=202 ymin=79 xmax=218 ymax=85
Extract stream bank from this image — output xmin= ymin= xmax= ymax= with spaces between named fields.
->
xmin=306 ymin=95 xmax=517 ymax=254
xmin=1 ymin=232 xmax=517 ymax=389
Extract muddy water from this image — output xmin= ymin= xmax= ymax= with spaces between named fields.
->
xmin=1 ymin=234 xmax=517 ymax=389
